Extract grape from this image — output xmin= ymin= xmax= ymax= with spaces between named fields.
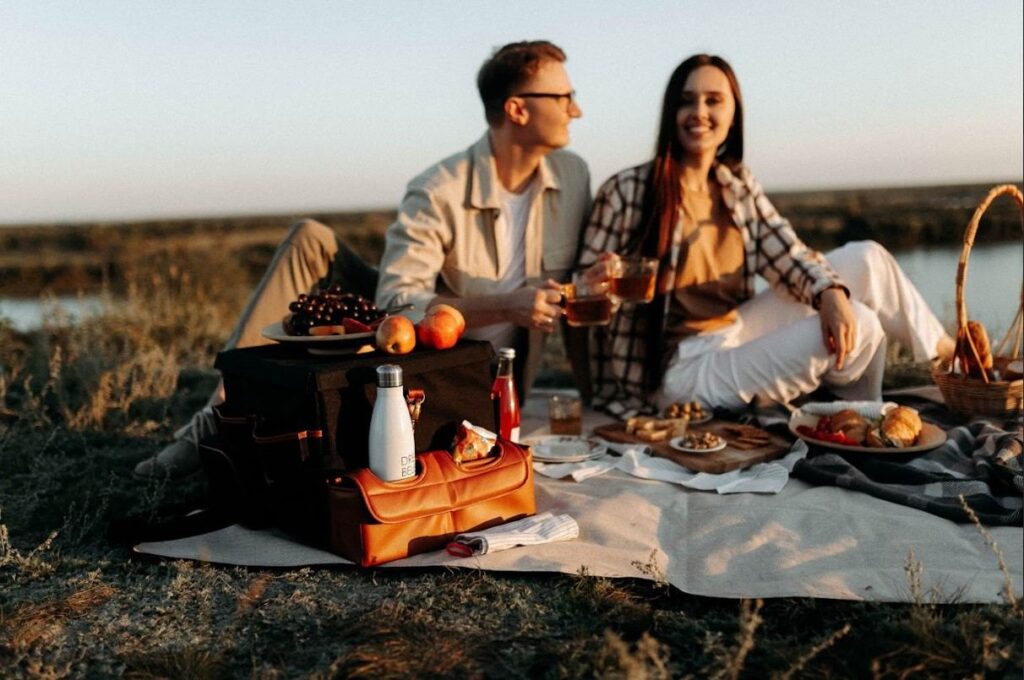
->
xmin=284 ymin=288 xmax=383 ymax=335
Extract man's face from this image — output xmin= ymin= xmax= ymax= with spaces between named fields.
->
xmin=510 ymin=60 xmax=582 ymax=151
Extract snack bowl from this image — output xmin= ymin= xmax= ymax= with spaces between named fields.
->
xmin=669 ymin=433 xmax=727 ymax=454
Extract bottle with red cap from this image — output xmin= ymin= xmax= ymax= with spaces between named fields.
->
xmin=490 ymin=347 xmax=521 ymax=442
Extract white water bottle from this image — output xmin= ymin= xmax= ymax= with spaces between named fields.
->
xmin=368 ymin=364 xmax=417 ymax=481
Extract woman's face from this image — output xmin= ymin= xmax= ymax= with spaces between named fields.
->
xmin=675 ymin=65 xmax=736 ymax=159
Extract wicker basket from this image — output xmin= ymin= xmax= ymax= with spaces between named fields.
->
xmin=930 ymin=184 xmax=1023 ymax=419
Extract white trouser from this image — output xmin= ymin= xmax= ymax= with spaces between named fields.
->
xmin=657 ymin=240 xmax=949 ymax=410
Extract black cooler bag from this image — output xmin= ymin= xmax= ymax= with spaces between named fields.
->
xmin=213 ymin=339 xmax=496 ymax=474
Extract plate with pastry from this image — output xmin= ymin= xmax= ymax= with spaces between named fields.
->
xmin=523 ymin=435 xmax=607 ymax=463
xmin=788 ymin=402 xmax=946 ymax=454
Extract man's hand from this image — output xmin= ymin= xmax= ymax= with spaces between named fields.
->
xmin=818 ymin=287 xmax=857 ymax=370
xmin=504 ymin=279 xmax=564 ymax=332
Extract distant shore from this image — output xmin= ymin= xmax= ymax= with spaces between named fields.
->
xmin=0 ymin=181 xmax=1020 ymax=297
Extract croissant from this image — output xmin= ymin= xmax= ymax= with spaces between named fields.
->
xmin=881 ymin=406 xmax=922 ymax=448
xmin=830 ymin=409 xmax=869 ymax=445
xmin=959 ymin=320 xmax=993 ymax=377
xmin=451 ymin=423 xmax=495 ymax=463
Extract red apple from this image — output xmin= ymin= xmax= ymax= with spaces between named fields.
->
xmin=375 ymin=315 xmax=416 ymax=354
xmin=416 ymin=311 xmax=462 ymax=350
xmin=427 ymin=303 xmax=466 ymax=335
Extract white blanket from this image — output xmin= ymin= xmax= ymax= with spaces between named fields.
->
xmin=136 ymin=468 xmax=1023 ymax=603
xmin=134 ymin=392 xmax=1023 ymax=603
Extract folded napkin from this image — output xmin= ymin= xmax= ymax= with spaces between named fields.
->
xmin=532 ymin=458 xmax=616 ymax=482
xmin=533 ymin=436 xmax=806 ymax=493
xmin=797 ymin=400 xmax=896 ymax=419
xmin=446 ymin=512 xmax=579 ymax=557
xmin=596 ymin=437 xmax=806 ymax=494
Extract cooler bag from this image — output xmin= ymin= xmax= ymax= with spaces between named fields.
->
xmin=213 ymin=340 xmax=496 ymax=472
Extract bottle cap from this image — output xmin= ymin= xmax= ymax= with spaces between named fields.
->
xmin=498 ymin=347 xmax=516 ymax=359
xmin=376 ymin=364 xmax=403 ymax=388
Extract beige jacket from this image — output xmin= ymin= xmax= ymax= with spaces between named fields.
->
xmin=376 ymin=133 xmax=591 ymax=389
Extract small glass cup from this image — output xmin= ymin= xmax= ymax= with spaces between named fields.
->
xmin=562 ymin=273 xmax=613 ymax=327
xmin=610 ymin=256 xmax=659 ymax=304
xmin=549 ymin=394 xmax=582 ymax=435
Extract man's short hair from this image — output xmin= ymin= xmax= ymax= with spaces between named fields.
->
xmin=477 ymin=40 xmax=567 ymax=127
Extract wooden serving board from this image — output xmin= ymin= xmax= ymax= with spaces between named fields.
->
xmin=592 ymin=421 xmax=791 ymax=474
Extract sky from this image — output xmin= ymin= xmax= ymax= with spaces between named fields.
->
xmin=1 ymin=1 xmax=1022 ymax=224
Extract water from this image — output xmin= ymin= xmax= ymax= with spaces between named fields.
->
xmin=0 ymin=295 xmax=105 ymax=331
xmin=892 ymin=241 xmax=1022 ymax=341
xmin=1 ymin=242 xmax=1021 ymax=337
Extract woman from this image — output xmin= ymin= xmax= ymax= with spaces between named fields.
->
xmin=575 ymin=54 xmax=953 ymax=417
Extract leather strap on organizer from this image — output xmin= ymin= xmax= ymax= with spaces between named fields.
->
xmin=346 ymin=439 xmax=531 ymax=524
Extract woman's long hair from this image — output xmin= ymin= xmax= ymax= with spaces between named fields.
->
xmin=632 ymin=54 xmax=745 ymax=391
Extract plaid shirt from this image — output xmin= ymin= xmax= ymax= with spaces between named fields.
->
xmin=578 ymin=162 xmax=845 ymax=416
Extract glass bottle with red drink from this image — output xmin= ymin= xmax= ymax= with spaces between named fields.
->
xmin=491 ymin=347 xmax=521 ymax=442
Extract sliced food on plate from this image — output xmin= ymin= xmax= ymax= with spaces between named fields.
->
xmin=790 ymin=403 xmax=944 ymax=452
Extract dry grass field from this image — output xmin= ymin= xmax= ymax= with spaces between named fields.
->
xmin=0 ymin=183 xmax=1022 ymax=677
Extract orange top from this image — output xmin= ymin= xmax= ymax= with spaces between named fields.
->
xmin=663 ymin=185 xmax=745 ymax=363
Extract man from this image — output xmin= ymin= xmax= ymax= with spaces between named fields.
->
xmin=135 ymin=40 xmax=590 ymax=479
xmin=376 ymin=40 xmax=589 ymax=391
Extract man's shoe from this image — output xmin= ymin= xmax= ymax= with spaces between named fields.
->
xmin=134 ymin=406 xmax=218 ymax=480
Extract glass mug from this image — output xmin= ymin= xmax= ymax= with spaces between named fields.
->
xmin=548 ymin=394 xmax=582 ymax=435
xmin=610 ymin=256 xmax=659 ymax=304
xmin=561 ymin=273 xmax=613 ymax=327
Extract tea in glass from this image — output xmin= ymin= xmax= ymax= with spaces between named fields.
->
xmin=562 ymin=278 xmax=613 ymax=327
xmin=610 ymin=256 xmax=658 ymax=303
xmin=548 ymin=394 xmax=582 ymax=435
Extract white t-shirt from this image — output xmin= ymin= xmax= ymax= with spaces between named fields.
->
xmin=464 ymin=177 xmax=537 ymax=350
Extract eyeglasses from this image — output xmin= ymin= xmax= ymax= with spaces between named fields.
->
xmin=512 ymin=90 xmax=577 ymax=108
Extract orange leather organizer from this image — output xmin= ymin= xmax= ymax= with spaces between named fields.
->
xmin=326 ymin=438 xmax=535 ymax=567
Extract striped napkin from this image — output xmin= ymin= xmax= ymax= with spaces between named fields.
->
xmin=446 ymin=512 xmax=579 ymax=557
xmin=797 ymin=400 xmax=896 ymax=419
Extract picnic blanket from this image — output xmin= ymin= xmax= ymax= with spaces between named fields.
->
xmin=134 ymin=390 xmax=1024 ymax=604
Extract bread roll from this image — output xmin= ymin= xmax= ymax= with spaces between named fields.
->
xmin=865 ymin=428 xmax=886 ymax=448
xmin=829 ymin=409 xmax=868 ymax=445
xmin=959 ymin=320 xmax=994 ymax=377
xmin=881 ymin=406 xmax=922 ymax=448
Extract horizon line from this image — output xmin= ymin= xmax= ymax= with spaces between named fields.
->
xmin=2 ymin=177 xmax=1021 ymax=229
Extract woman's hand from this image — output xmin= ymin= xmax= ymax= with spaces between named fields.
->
xmin=581 ymin=252 xmax=619 ymax=286
xmin=504 ymin=279 xmax=564 ymax=332
xmin=818 ymin=288 xmax=857 ymax=370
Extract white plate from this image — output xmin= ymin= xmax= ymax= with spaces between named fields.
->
xmin=669 ymin=435 xmax=727 ymax=454
xmin=523 ymin=435 xmax=607 ymax=463
xmin=261 ymin=321 xmax=376 ymax=348
xmin=788 ymin=410 xmax=947 ymax=454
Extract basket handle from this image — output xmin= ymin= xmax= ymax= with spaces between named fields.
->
xmin=952 ymin=184 xmax=1024 ymax=382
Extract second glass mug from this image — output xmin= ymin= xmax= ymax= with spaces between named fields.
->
xmin=609 ymin=256 xmax=659 ymax=304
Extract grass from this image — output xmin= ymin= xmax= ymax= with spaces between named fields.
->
xmin=1 ymin=249 xmax=1022 ymax=677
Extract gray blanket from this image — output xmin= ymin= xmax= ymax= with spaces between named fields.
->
xmin=794 ymin=422 xmax=1023 ymax=526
